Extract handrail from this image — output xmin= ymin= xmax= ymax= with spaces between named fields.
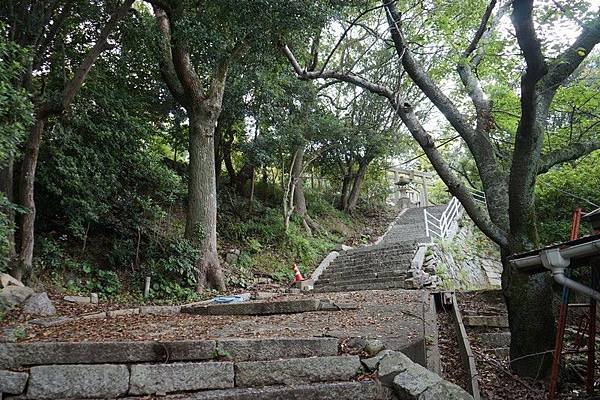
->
xmin=424 ymin=188 xmax=486 ymax=240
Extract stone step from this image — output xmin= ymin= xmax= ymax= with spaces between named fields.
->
xmin=123 ymin=381 xmax=393 ymax=400
xmin=320 ymin=263 xmax=411 ymax=277
xmin=474 ymin=332 xmax=510 ymax=348
xmin=317 ymin=271 xmax=406 ymax=282
xmin=314 ymin=281 xmax=406 ymax=292
xmin=332 ymin=254 xmax=414 ymax=266
xmin=235 ymin=355 xmax=361 ymax=387
xmin=463 ymin=315 xmax=509 ymax=328
xmin=0 ymin=338 xmax=339 ymax=368
xmin=315 ymin=275 xmax=406 ymax=287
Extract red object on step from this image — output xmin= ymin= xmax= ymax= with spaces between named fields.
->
xmin=291 ymin=263 xmax=304 ymax=284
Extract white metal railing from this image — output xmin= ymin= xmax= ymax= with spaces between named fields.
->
xmin=424 ymin=188 xmax=487 ymax=240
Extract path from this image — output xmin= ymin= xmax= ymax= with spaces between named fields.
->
xmin=1 ymin=205 xmax=477 ymax=400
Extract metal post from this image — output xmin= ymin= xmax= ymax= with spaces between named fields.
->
xmin=424 ymin=208 xmax=429 ymax=238
xmin=421 ymin=175 xmax=428 ymax=206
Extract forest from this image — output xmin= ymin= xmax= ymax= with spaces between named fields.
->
xmin=1 ymin=0 xmax=599 ymax=391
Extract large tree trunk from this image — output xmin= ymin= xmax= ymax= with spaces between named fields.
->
xmin=0 ymin=156 xmax=17 ymax=277
xmin=503 ymin=257 xmax=556 ymax=378
xmin=347 ymin=159 xmax=369 ymax=213
xmin=186 ymin=109 xmax=225 ymax=292
xmin=16 ymin=118 xmax=45 ymax=281
xmin=291 ymin=145 xmax=319 ymax=234
xmin=338 ymin=174 xmax=351 ymax=211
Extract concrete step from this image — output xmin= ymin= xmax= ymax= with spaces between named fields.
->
xmin=126 ymin=381 xmax=393 ymax=400
xmin=314 ymin=280 xmax=406 ymax=292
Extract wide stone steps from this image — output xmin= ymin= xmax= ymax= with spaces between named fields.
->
xmin=312 ymin=204 xmax=450 ymax=293
xmin=0 ymin=338 xmax=392 ymax=400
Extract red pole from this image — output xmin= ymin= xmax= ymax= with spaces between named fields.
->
xmin=549 ymin=208 xmax=584 ymax=400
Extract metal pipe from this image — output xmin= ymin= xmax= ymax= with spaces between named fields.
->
xmin=539 ymin=247 xmax=600 ymax=301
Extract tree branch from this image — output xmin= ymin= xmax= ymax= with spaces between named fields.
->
xmin=280 ymin=41 xmax=508 ymax=248
xmin=42 ymin=0 xmax=134 ymax=118
xmin=539 ymin=15 xmax=600 ymax=98
xmin=538 ymin=140 xmax=600 ymax=174
xmin=463 ymin=0 xmax=497 ymax=59
xmin=153 ymin=6 xmax=187 ymax=106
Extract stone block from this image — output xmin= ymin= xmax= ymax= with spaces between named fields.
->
xmin=0 ymin=340 xmax=216 ymax=368
xmin=81 ymin=312 xmax=106 ymax=320
xmin=252 ymin=292 xmax=278 ymax=300
xmin=129 ymin=362 xmax=234 ymax=395
xmin=139 ymin=305 xmax=181 ymax=315
xmin=377 ymin=350 xmax=414 ymax=384
xmin=182 ymin=299 xmax=319 ymax=316
xmin=22 ymin=292 xmax=56 ymax=316
xmin=476 ymin=332 xmax=510 ymax=348
xmin=63 ymin=295 xmax=91 ymax=304
xmin=418 ymin=381 xmax=473 ymax=399
xmin=29 ymin=316 xmax=72 ymax=327
xmin=107 ymin=308 xmax=139 ymax=317
xmin=27 ymin=364 xmax=128 ymax=399
xmin=392 ymin=362 xmax=442 ymax=398
xmin=463 ymin=315 xmax=508 ymax=328
xmin=235 ymin=355 xmax=360 ymax=387
xmin=90 ymin=293 xmax=99 ymax=304
xmin=0 ymin=370 xmax=28 ymax=394
xmin=216 ymin=337 xmax=338 ymax=361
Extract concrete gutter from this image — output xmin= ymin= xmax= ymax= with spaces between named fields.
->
xmin=510 ymin=238 xmax=600 ymax=300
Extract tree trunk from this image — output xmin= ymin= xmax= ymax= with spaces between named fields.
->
xmin=347 ymin=159 xmax=369 ymax=213
xmin=0 ymin=156 xmax=17 ymax=277
xmin=186 ymin=109 xmax=225 ymax=292
xmin=502 ymin=249 xmax=556 ymax=377
xmin=16 ymin=118 xmax=45 ymax=281
xmin=502 ymin=208 xmax=555 ymax=378
xmin=291 ymin=145 xmax=319 ymax=234
xmin=339 ymin=174 xmax=351 ymax=211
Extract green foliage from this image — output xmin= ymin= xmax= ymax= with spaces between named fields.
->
xmin=536 ymin=151 xmax=600 ymax=244
xmin=0 ymin=33 xmax=33 ymax=166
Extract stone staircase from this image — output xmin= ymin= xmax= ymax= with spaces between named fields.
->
xmin=314 ymin=206 xmax=447 ymax=293
xmin=0 ymin=338 xmax=395 ymax=399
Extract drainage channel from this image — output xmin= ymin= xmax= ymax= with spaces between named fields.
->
xmin=434 ymin=292 xmax=481 ymax=400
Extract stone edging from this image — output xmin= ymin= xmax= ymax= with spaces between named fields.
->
xmin=450 ymin=293 xmax=481 ymax=400
xmin=303 ymin=251 xmax=340 ymax=290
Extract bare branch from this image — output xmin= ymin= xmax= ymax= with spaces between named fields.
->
xmin=463 ymin=0 xmax=497 ymax=59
